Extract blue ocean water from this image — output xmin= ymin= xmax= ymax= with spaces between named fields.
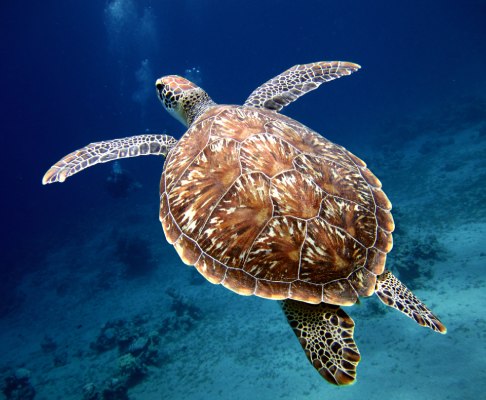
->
xmin=1 ymin=1 xmax=485 ymax=399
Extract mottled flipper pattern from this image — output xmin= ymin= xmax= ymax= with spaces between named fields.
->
xmin=43 ymin=134 xmax=178 ymax=184
xmin=244 ymin=61 xmax=360 ymax=112
xmin=281 ymin=299 xmax=360 ymax=385
xmin=375 ymin=270 xmax=446 ymax=334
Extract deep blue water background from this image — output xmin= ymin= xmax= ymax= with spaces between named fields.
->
xmin=0 ymin=1 xmax=485 ymax=395
xmin=2 ymin=1 xmax=484 ymax=285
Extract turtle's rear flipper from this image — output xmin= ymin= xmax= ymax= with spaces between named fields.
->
xmin=42 ymin=134 xmax=178 ymax=184
xmin=281 ymin=299 xmax=360 ymax=385
xmin=375 ymin=270 xmax=447 ymax=334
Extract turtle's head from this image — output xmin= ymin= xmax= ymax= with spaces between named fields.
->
xmin=155 ymin=75 xmax=215 ymax=127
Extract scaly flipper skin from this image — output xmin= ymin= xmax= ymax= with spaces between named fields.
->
xmin=42 ymin=134 xmax=178 ymax=184
xmin=281 ymin=299 xmax=361 ymax=385
xmin=244 ymin=61 xmax=361 ymax=112
xmin=375 ymin=270 xmax=447 ymax=334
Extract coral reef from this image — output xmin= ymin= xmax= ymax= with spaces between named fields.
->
xmin=115 ymin=235 xmax=155 ymax=277
xmin=53 ymin=351 xmax=68 ymax=367
xmin=127 ymin=336 xmax=148 ymax=356
xmin=91 ymin=319 xmax=138 ymax=354
xmin=101 ymin=378 xmax=128 ymax=400
xmin=82 ymin=382 xmax=99 ymax=400
xmin=162 ymin=288 xmax=203 ymax=334
xmin=87 ymin=313 xmax=171 ymax=398
xmin=40 ymin=335 xmax=57 ymax=353
xmin=85 ymin=293 xmax=204 ymax=399
xmin=117 ymin=353 xmax=147 ymax=387
xmin=127 ymin=331 xmax=164 ymax=366
xmin=2 ymin=368 xmax=36 ymax=400
xmin=40 ymin=335 xmax=68 ymax=368
xmin=166 ymin=288 xmax=202 ymax=321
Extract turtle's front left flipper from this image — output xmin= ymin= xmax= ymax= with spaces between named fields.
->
xmin=281 ymin=299 xmax=360 ymax=386
xmin=375 ymin=270 xmax=447 ymax=334
xmin=42 ymin=134 xmax=178 ymax=184
xmin=244 ymin=61 xmax=360 ymax=112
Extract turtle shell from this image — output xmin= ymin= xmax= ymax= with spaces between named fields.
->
xmin=160 ymin=105 xmax=394 ymax=305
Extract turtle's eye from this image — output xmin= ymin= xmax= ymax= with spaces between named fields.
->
xmin=156 ymin=82 xmax=163 ymax=91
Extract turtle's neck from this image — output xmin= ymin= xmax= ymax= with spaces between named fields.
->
xmin=186 ymin=94 xmax=217 ymax=126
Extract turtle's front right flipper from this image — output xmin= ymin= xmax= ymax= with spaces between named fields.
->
xmin=244 ymin=61 xmax=360 ymax=112
xmin=42 ymin=134 xmax=178 ymax=184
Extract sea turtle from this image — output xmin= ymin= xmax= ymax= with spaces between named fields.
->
xmin=43 ymin=61 xmax=446 ymax=385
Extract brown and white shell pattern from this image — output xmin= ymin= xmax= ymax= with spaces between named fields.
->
xmin=160 ymin=105 xmax=394 ymax=306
